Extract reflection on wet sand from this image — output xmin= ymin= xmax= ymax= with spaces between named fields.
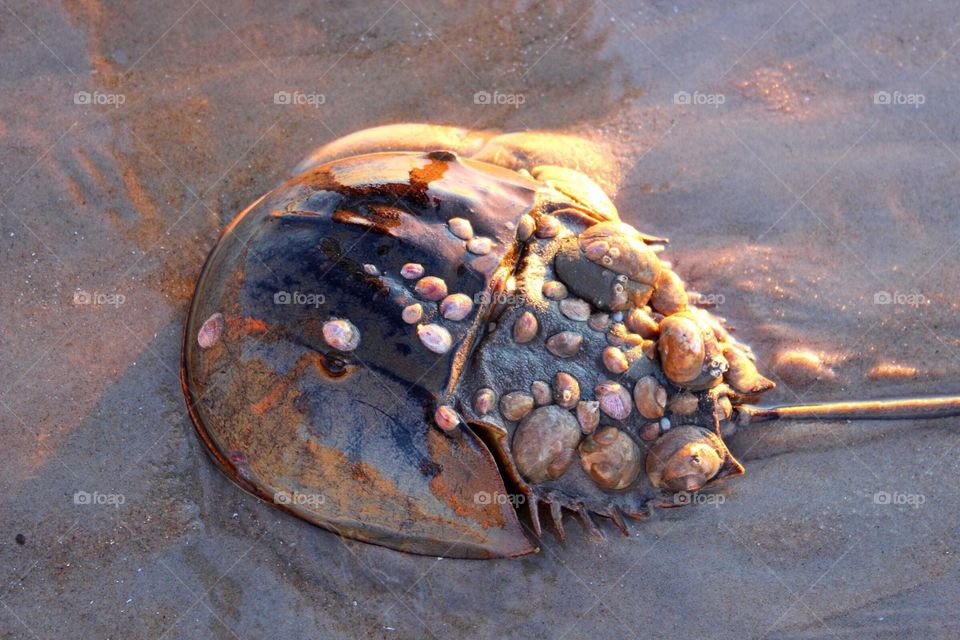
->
xmin=3 ymin=0 xmax=960 ymax=637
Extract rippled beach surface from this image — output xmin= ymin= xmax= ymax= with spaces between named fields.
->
xmin=2 ymin=1 xmax=960 ymax=638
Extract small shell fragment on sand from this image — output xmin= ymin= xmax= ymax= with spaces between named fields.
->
xmin=770 ymin=349 xmax=837 ymax=387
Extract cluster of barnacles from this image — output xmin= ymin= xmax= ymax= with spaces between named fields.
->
xmin=450 ymin=211 xmax=775 ymax=513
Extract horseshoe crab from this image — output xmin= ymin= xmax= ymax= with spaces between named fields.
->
xmin=181 ymin=123 xmax=960 ymax=558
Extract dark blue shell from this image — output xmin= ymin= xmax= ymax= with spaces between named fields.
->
xmin=182 ymin=151 xmax=566 ymax=557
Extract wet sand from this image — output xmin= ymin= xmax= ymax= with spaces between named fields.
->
xmin=2 ymin=1 xmax=960 ymax=638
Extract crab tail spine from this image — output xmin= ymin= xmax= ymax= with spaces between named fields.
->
xmin=736 ymin=395 xmax=960 ymax=425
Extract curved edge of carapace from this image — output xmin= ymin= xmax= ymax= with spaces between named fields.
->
xmin=179 ymin=179 xmax=539 ymax=560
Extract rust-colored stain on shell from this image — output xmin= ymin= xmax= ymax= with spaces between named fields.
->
xmin=426 ymin=429 xmax=507 ymax=529
xmin=226 ymin=316 xmax=268 ymax=339
xmin=409 ymin=155 xmax=450 ymax=192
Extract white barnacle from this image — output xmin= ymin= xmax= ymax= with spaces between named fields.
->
xmin=467 ymin=236 xmax=493 ymax=255
xmin=417 ymin=323 xmax=452 ymax=354
xmin=434 ymin=405 xmax=461 ymax=431
xmin=402 ymin=303 xmax=423 ymax=324
xmin=322 ymin=319 xmax=361 ymax=351
xmin=439 ymin=293 xmax=474 ymax=321
xmin=447 ymin=217 xmax=474 ymax=240
xmin=197 ymin=312 xmax=225 ymax=349
xmin=415 ymin=276 xmax=448 ymax=301
xmin=400 ymin=263 xmax=425 ymax=279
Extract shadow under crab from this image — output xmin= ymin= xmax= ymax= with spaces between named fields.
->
xmin=182 ymin=123 xmax=960 ymax=559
